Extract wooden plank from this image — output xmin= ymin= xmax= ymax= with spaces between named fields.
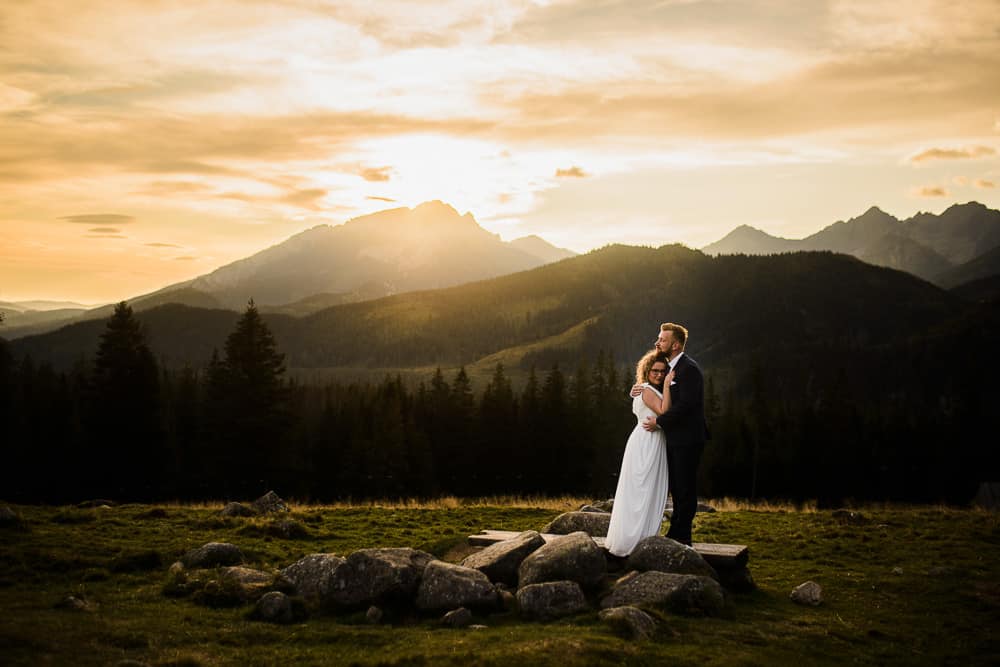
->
xmin=468 ymin=529 xmax=748 ymax=568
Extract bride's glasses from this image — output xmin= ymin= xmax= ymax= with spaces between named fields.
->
xmin=649 ymin=368 xmax=667 ymax=375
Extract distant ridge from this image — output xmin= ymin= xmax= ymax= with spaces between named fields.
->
xmin=0 ymin=201 xmax=576 ymax=339
xmin=702 ymin=202 xmax=1000 ymax=285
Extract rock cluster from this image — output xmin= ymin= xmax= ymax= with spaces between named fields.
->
xmin=158 ymin=503 xmax=765 ymax=632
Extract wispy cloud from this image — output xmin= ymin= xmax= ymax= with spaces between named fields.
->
xmin=146 ymin=242 xmax=183 ymax=248
xmin=912 ymin=185 xmax=950 ymax=198
xmin=359 ymin=166 xmax=393 ymax=182
xmin=975 ymin=179 xmax=996 ymax=189
xmin=87 ymin=227 xmax=120 ymax=234
xmin=555 ymin=166 xmax=587 ymax=178
xmin=909 ymin=146 xmax=996 ymax=164
xmin=174 ymin=256 xmax=197 ymax=261
xmin=60 ymin=214 xmax=135 ymax=225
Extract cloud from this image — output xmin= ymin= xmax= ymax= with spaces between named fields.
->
xmin=909 ymin=146 xmax=996 ymax=164
xmin=359 ymin=166 xmax=392 ymax=182
xmin=146 ymin=242 xmax=183 ymax=248
xmin=174 ymin=256 xmax=197 ymax=261
xmin=60 ymin=214 xmax=135 ymax=225
xmin=975 ymin=179 xmax=996 ymax=189
xmin=280 ymin=187 xmax=327 ymax=210
xmin=911 ymin=185 xmax=949 ymax=197
xmin=366 ymin=195 xmax=396 ymax=202
xmin=555 ymin=166 xmax=587 ymax=178
xmin=136 ymin=181 xmax=213 ymax=196
xmin=87 ymin=227 xmax=120 ymax=234
xmin=85 ymin=234 xmax=128 ymax=239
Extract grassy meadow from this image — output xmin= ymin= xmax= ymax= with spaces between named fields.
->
xmin=0 ymin=497 xmax=997 ymax=666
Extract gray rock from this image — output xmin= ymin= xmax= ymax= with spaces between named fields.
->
xmin=832 ymin=510 xmax=869 ymax=525
xmin=252 ymin=490 xmax=289 ymax=514
xmin=267 ymin=519 xmax=309 ymax=539
xmin=328 ymin=547 xmax=435 ymax=609
xmin=975 ymin=482 xmax=1000 ymax=510
xmin=220 ymin=566 xmax=287 ymax=602
xmin=790 ymin=581 xmax=823 ymax=606
xmin=416 ymin=560 xmax=498 ymax=612
xmin=54 ymin=594 xmax=97 ymax=612
xmin=180 ymin=542 xmax=245 ymax=569
xmin=0 ymin=506 xmax=20 ymax=525
xmin=601 ymin=571 xmax=726 ymax=616
xmin=518 ymin=532 xmax=606 ymax=590
xmin=280 ymin=554 xmax=345 ymax=602
xmin=469 ymin=624 xmax=488 ymax=629
xmin=220 ymin=502 xmax=256 ymax=518
xmin=625 ymin=536 xmax=719 ymax=580
xmin=579 ymin=505 xmax=611 ymax=514
xmin=542 ymin=511 xmax=612 ymax=537
xmin=252 ymin=591 xmax=294 ymax=624
xmin=516 ymin=581 xmax=590 ymax=621
xmin=599 ymin=606 xmax=658 ymax=640
xmin=591 ymin=499 xmax=615 ymax=512
xmin=76 ymin=499 xmax=117 ymax=508
xmin=441 ymin=607 xmax=473 ymax=628
xmin=366 ymin=605 xmax=384 ymax=624
xmin=460 ymin=530 xmax=545 ymax=586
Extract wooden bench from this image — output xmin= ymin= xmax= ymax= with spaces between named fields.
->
xmin=468 ymin=529 xmax=749 ymax=569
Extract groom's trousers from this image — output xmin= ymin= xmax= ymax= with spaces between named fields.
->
xmin=665 ymin=442 xmax=704 ymax=545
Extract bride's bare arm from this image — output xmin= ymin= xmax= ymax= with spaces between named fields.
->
xmin=641 ymin=370 xmax=674 ymax=414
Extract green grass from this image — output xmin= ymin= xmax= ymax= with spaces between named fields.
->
xmin=0 ymin=501 xmax=997 ymax=666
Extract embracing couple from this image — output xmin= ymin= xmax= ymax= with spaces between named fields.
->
xmin=605 ymin=322 xmax=710 ymax=556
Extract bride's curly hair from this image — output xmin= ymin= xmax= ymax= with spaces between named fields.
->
xmin=635 ymin=349 xmax=669 ymax=385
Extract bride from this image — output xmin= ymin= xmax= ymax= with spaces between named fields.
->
xmin=604 ymin=350 xmax=674 ymax=557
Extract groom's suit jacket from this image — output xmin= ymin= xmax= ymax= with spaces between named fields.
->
xmin=655 ymin=354 xmax=710 ymax=448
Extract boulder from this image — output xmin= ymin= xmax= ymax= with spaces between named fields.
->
xmin=180 ymin=542 xmax=245 ymax=569
xmin=832 ymin=510 xmax=869 ymax=526
xmin=625 ymin=536 xmax=718 ymax=580
xmin=579 ymin=505 xmax=611 ymax=514
xmin=516 ymin=581 xmax=590 ymax=621
xmin=416 ymin=560 xmax=498 ymax=612
xmin=518 ymin=532 xmax=606 ymax=590
xmin=252 ymin=491 xmax=289 ymax=514
xmin=220 ymin=502 xmax=256 ymax=518
xmin=77 ymin=499 xmax=117 ymax=508
xmin=327 ymin=547 xmax=435 ymax=609
xmin=460 ymin=530 xmax=545 ymax=586
xmin=974 ymin=482 xmax=1000 ymax=510
xmin=442 ymin=607 xmax=473 ymax=628
xmin=542 ymin=512 xmax=612 ymax=537
xmin=366 ymin=605 xmax=384 ymax=624
xmin=252 ymin=591 xmax=294 ymax=624
xmin=280 ymin=554 xmax=345 ymax=602
xmin=267 ymin=519 xmax=309 ymax=539
xmin=54 ymin=594 xmax=97 ymax=612
xmin=601 ymin=571 xmax=726 ymax=616
xmin=220 ymin=566 xmax=287 ymax=602
xmin=790 ymin=581 xmax=823 ymax=606
xmin=0 ymin=506 xmax=23 ymax=529
xmin=599 ymin=606 xmax=658 ymax=640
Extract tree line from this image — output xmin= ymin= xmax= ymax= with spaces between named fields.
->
xmin=0 ymin=300 xmax=992 ymax=505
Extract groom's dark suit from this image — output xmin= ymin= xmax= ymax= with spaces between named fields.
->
xmin=655 ymin=353 xmax=709 ymax=545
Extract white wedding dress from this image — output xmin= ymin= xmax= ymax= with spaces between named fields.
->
xmin=604 ymin=383 xmax=670 ymax=557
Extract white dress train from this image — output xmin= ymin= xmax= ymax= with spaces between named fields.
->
xmin=604 ymin=383 xmax=670 ymax=557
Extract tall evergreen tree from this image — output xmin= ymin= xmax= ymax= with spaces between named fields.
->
xmin=88 ymin=301 xmax=162 ymax=499
xmin=207 ymin=299 xmax=289 ymax=496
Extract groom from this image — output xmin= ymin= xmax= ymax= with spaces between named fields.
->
xmin=632 ymin=322 xmax=709 ymax=546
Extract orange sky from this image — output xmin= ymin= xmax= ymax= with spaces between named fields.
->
xmin=1 ymin=0 xmax=999 ymax=303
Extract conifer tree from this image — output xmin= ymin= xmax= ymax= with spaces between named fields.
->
xmin=208 ymin=299 xmax=289 ymax=495
xmin=88 ymin=301 xmax=162 ymax=499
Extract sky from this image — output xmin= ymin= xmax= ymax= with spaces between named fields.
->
xmin=1 ymin=0 xmax=999 ymax=304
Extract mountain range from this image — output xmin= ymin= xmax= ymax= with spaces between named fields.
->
xmin=0 ymin=201 xmax=575 ymax=338
xmin=701 ymin=201 xmax=1000 ymax=286
xmin=9 ymin=243 xmax=979 ymax=382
